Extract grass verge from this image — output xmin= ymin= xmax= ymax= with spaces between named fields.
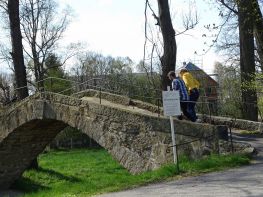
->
xmin=13 ymin=148 xmax=251 ymax=197
xmin=239 ymin=130 xmax=262 ymax=136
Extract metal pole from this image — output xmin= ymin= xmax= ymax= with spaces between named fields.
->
xmin=157 ymin=98 xmax=160 ymax=117
xmin=170 ymin=116 xmax=177 ymax=164
xmin=142 ymin=88 xmax=145 ymax=102
xmin=167 ymin=86 xmax=178 ymax=165
xmin=94 ymin=78 xmax=97 ymax=90
xmin=229 ymin=122 xmax=234 ymax=153
xmin=128 ymin=84 xmax=131 ymax=98
xmin=99 ymin=87 xmax=102 ymax=104
xmin=175 ymin=144 xmax=179 ymax=172
xmin=258 ymin=106 xmax=263 ymax=122
xmin=50 ymin=78 xmax=52 ymax=91
xmin=209 ymin=102 xmax=212 ymax=124
xmin=258 ymin=107 xmax=263 ymax=133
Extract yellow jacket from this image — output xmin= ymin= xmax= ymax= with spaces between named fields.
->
xmin=181 ymin=72 xmax=200 ymax=92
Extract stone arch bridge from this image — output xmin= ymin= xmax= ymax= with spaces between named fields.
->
xmin=0 ymin=90 xmax=220 ymax=189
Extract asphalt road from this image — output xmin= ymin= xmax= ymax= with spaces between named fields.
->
xmin=97 ymin=131 xmax=263 ymax=197
xmin=1 ymin=131 xmax=263 ymax=197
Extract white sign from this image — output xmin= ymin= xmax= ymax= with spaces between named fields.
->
xmin=162 ymin=91 xmax=181 ymax=116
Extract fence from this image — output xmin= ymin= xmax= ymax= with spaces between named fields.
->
xmin=9 ymin=77 xmax=259 ymax=165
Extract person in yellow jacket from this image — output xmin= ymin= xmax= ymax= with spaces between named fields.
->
xmin=179 ymin=68 xmax=200 ymax=122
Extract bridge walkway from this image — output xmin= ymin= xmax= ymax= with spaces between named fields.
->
xmin=81 ymin=96 xmax=160 ymax=117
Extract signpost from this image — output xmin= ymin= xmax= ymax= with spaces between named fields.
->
xmin=162 ymin=88 xmax=180 ymax=164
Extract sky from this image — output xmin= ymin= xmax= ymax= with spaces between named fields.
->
xmin=0 ymin=0 xmax=222 ymax=74
xmin=56 ymin=0 xmax=222 ymax=74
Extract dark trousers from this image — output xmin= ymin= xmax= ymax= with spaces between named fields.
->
xmin=188 ymin=88 xmax=199 ymax=121
xmin=180 ymin=101 xmax=192 ymax=121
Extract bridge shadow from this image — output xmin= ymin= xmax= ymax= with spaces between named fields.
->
xmin=12 ymin=167 xmax=81 ymax=193
xmin=11 ymin=177 xmax=49 ymax=193
xmin=36 ymin=167 xmax=81 ymax=182
xmin=233 ymin=132 xmax=263 ymax=138
xmin=231 ymin=133 xmax=263 ymax=142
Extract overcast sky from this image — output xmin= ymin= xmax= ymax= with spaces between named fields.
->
xmin=56 ymin=0 xmax=221 ymax=73
xmin=0 ymin=0 xmax=222 ymax=74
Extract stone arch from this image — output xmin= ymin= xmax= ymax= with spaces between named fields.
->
xmin=0 ymin=94 xmax=162 ymax=188
xmin=0 ymin=93 xmax=219 ymax=189
xmin=0 ymin=119 xmax=67 ymax=189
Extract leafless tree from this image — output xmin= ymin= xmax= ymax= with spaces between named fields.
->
xmin=0 ymin=0 xmax=7 ymax=11
xmin=20 ymin=0 xmax=71 ymax=89
xmin=252 ymin=0 xmax=263 ymax=71
xmin=7 ymin=0 xmax=29 ymax=99
xmin=144 ymin=0 xmax=198 ymax=90
xmin=236 ymin=0 xmax=258 ymax=121
xmin=214 ymin=0 xmax=263 ymax=120
xmin=0 ymin=73 xmax=13 ymax=104
xmin=216 ymin=0 xmax=263 ymax=71
xmin=0 ymin=0 xmax=28 ymax=98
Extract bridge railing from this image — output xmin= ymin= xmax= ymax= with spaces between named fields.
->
xmin=12 ymin=76 xmax=263 ymax=125
xmin=9 ymin=77 xmax=255 ymax=170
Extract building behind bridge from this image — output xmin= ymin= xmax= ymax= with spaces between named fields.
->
xmin=177 ymin=62 xmax=219 ymax=115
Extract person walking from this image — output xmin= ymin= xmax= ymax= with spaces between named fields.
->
xmin=179 ymin=68 xmax=200 ymax=122
xmin=167 ymin=71 xmax=192 ymax=121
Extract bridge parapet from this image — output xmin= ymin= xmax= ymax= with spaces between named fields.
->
xmin=73 ymin=89 xmax=162 ymax=114
xmin=0 ymin=92 xmax=220 ymax=189
xmin=202 ymin=115 xmax=263 ymax=132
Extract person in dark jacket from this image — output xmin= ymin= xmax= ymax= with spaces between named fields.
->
xmin=167 ymin=71 xmax=192 ymax=120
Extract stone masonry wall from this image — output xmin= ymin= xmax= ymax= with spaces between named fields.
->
xmin=202 ymin=114 xmax=263 ymax=132
xmin=0 ymin=92 xmax=219 ymax=189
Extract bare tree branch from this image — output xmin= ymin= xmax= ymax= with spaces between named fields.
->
xmin=20 ymin=0 xmax=72 ymax=88
xmin=176 ymin=3 xmax=199 ymax=36
xmin=217 ymin=0 xmax=238 ymax=14
xmin=197 ymin=9 xmax=233 ymax=56
xmin=0 ymin=0 xmax=8 ymax=12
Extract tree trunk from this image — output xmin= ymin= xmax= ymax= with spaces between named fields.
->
xmin=157 ymin=0 xmax=177 ymax=90
xmin=252 ymin=0 xmax=263 ymax=71
xmin=8 ymin=0 xmax=37 ymax=169
xmin=8 ymin=0 xmax=28 ymax=100
xmin=237 ymin=0 xmax=258 ymax=121
xmin=256 ymin=37 xmax=263 ymax=71
xmin=32 ymin=47 xmax=45 ymax=90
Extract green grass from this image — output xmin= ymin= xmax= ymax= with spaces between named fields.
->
xmin=13 ymin=149 xmax=251 ymax=197
xmin=239 ymin=130 xmax=262 ymax=135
